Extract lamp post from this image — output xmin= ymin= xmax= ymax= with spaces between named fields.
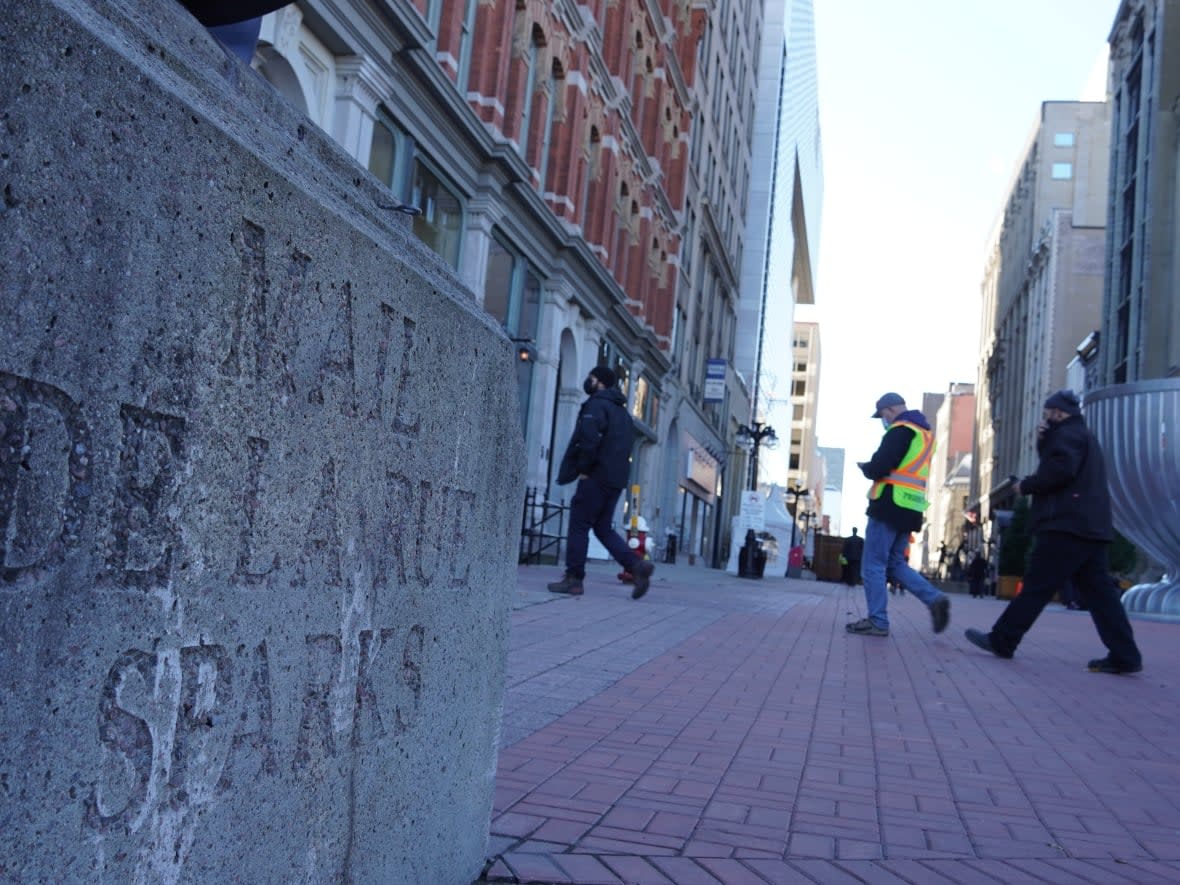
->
xmin=785 ymin=484 xmax=809 ymax=577
xmin=735 ymin=422 xmax=777 ymax=491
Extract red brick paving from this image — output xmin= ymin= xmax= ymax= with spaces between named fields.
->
xmin=477 ymin=563 xmax=1180 ymax=883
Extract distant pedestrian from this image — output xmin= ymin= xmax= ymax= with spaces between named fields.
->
xmin=548 ymin=367 xmax=654 ymax=599
xmin=967 ymin=552 xmax=987 ymax=598
xmin=847 ymin=393 xmax=950 ymax=637
xmin=965 ymin=390 xmax=1142 ymax=674
xmin=840 ymin=527 xmax=864 ymax=585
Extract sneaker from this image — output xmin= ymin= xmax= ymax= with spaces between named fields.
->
xmin=630 ymin=560 xmax=655 ymax=600
xmin=930 ymin=597 xmax=950 ymax=634
xmin=965 ymin=627 xmax=1013 ymax=659
xmin=1087 ymin=656 xmax=1142 ymax=675
xmin=547 ymin=574 xmax=584 ymax=596
xmin=845 ymin=618 xmax=888 ymax=636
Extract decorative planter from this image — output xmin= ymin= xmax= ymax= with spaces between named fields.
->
xmin=1086 ymin=380 xmax=1180 ymax=617
xmin=997 ymin=575 xmax=1023 ymax=599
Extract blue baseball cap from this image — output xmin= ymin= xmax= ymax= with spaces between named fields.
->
xmin=871 ymin=392 xmax=906 ymax=418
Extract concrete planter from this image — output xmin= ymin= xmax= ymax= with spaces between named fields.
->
xmin=1086 ymin=380 xmax=1180 ymax=618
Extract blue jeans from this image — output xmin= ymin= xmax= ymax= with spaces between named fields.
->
xmin=861 ymin=517 xmax=946 ymax=629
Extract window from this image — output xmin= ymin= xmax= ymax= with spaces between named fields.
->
xmin=1054 ymin=132 xmax=1075 ymax=147
xmin=410 ymin=162 xmax=463 ymax=267
xmin=597 ymin=340 xmax=630 ymax=397
xmin=518 ymin=32 xmax=541 ymax=156
xmin=369 ymin=110 xmax=413 ymax=200
xmin=457 ymin=0 xmax=478 ymax=92
xmin=1051 ymin=162 xmax=1073 ymax=180
xmin=631 ymin=375 xmax=650 ymax=423
xmin=484 ymin=236 xmax=542 ymax=431
xmin=537 ymin=64 xmax=560 ymax=191
xmin=371 ymin=109 xmax=465 ymax=268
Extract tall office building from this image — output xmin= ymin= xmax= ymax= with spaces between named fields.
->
xmin=785 ymin=321 xmax=821 ymax=499
xmin=971 ymin=102 xmax=1109 ymax=545
xmin=1103 ymin=0 xmax=1180 ymax=382
xmin=736 ymin=0 xmax=823 ymax=459
xmin=665 ymin=0 xmax=769 ymax=566
xmin=816 ymin=446 xmax=844 ymax=536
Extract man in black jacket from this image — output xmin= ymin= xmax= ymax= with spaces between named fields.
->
xmin=840 ymin=528 xmax=864 ymax=585
xmin=965 ymin=390 xmax=1143 ymax=673
xmin=548 ymin=367 xmax=654 ymax=599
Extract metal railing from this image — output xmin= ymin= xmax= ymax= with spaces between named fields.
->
xmin=519 ymin=487 xmax=568 ymax=565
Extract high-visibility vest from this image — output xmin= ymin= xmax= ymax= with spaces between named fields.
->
xmin=868 ymin=420 xmax=934 ymax=513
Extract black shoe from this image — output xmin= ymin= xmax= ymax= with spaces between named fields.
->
xmin=547 ymin=574 xmax=584 ymax=596
xmin=631 ymin=561 xmax=655 ymax=599
xmin=930 ymin=597 xmax=950 ymax=634
xmin=1087 ymin=656 xmax=1142 ymax=675
xmin=965 ymin=627 xmax=1013 ymax=659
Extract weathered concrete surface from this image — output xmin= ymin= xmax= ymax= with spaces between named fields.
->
xmin=0 ymin=1 xmax=524 ymax=882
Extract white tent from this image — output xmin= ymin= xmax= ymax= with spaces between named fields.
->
xmin=725 ymin=484 xmax=800 ymax=575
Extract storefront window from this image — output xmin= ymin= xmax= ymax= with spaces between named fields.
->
xmin=370 ymin=108 xmax=465 ymax=269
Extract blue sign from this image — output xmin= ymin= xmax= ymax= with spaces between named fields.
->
xmin=704 ymin=359 xmax=726 ymax=403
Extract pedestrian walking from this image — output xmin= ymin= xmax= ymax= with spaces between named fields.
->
xmin=965 ymin=390 xmax=1142 ymax=673
xmin=840 ymin=527 xmax=864 ymax=585
xmin=548 ymin=367 xmax=655 ymax=599
xmin=848 ymin=393 xmax=950 ymax=637
xmin=967 ymin=552 xmax=987 ymax=598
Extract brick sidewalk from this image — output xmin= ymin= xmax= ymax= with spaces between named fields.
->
xmin=478 ymin=562 xmax=1180 ymax=884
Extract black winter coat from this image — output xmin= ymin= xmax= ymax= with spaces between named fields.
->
xmin=556 ymin=388 xmax=634 ymax=489
xmin=1019 ymin=414 xmax=1113 ymax=541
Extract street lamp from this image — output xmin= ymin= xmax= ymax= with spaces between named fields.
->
xmin=735 ymin=422 xmax=777 ymax=491
xmin=785 ymin=484 xmax=810 ymax=576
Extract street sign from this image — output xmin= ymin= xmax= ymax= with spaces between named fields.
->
xmin=703 ymin=358 xmax=726 ymax=403
xmin=739 ymin=490 xmax=765 ymax=532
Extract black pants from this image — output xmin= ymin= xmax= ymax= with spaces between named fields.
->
xmin=565 ymin=477 xmax=640 ymax=579
xmin=990 ymin=532 xmax=1141 ymax=666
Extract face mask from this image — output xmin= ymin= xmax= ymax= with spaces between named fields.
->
xmin=583 ymin=378 xmax=597 ymax=396
xmin=881 ymin=417 xmax=891 ymax=430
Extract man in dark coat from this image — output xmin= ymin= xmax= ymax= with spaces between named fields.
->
xmin=840 ymin=527 xmax=864 ymax=585
xmin=965 ymin=390 xmax=1142 ymax=673
xmin=548 ymin=367 xmax=654 ymax=599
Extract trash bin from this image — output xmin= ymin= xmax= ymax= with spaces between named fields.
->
xmin=738 ymin=529 xmax=767 ymax=579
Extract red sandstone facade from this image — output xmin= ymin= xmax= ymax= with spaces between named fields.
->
xmin=431 ymin=0 xmax=703 ymax=350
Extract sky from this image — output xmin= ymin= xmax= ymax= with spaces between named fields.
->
xmin=797 ymin=0 xmax=1121 ymax=535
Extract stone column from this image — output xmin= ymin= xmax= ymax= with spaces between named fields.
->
xmin=333 ymin=56 xmax=394 ymax=169
xmin=458 ymin=192 xmax=506 ymax=303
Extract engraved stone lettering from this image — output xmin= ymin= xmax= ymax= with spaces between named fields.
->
xmin=383 ymin=473 xmax=477 ymax=591
xmin=447 ymin=489 xmax=476 ymax=588
xmin=85 ymin=649 xmax=157 ymax=832
xmin=0 ymin=372 xmax=92 ymax=581
xmin=353 ymin=628 xmax=397 ymax=745
xmin=220 ymin=220 xmax=305 ymax=395
xmin=293 ymin=460 xmax=342 ymax=589
xmin=233 ymin=436 xmax=275 ymax=585
xmin=167 ymin=645 xmax=233 ymax=806
xmin=106 ymin=404 xmax=185 ymax=588
xmin=308 ymin=281 xmax=358 ymax=415
xmin=396 ymin=624 xmax=426 ymax=732
xmin=218 ymin=641 xmax=277 ymax=789
xmin=373 ymin=304 xmax=420 ymax=437
xmin=293 ymin=634 xmax=342 ymax=770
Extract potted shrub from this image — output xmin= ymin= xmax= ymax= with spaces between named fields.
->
xmin=997 ymin=497 xmax=1032 ymax=599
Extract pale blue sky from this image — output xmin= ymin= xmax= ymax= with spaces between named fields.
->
xmin=800 ymin=0 xmax=1121 ymax=534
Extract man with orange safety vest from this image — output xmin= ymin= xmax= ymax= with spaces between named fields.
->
xmin=847 ymin=393 xmax=951 ymax=637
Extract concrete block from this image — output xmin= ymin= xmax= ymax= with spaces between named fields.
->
xmin=0 ymin=1 xmax=524 ymax=881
